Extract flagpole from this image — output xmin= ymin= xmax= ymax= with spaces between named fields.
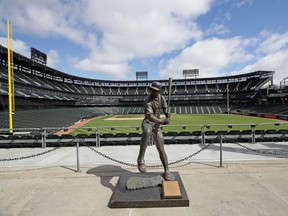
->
xmin=7 ymin=20 xmax=13 ymax=133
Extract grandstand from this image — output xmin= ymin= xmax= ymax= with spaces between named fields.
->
xmin=0 ymin=44 xmax=287 ymax=130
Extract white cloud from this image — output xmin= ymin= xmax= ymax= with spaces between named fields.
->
xmin=159 ymin=37 xmax=254 ymax=79
xmin=47 ymin=50 xmax=60 ymax=68
xmin=0 ymin=1 xmax=94 ymax=49
xmin=257 ymin=31 xmax=288 ymax=54
xmin=205 ymin=23 xmax=229 ymax=36
xmin=231 ymin=50 xmax=288 ymax=85
xmin=160 ymin=30 xmax=288 ymax=84
xmin=78 ymin=0 xmax=212 ymax=76
xmin=0 ymin=0 xmax=213 ymax=78
xmin=224 ymin=0 xmax=253 ymax=21
xmin=69 ymin=57 xmax=131 ymax=79
xmin=0 ymin=37 xmax=30 ymax=57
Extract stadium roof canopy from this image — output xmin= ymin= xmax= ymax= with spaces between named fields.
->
xmin=0 ymin=45 xmax=274 ymax=86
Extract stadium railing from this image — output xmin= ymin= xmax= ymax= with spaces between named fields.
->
xmin=0 ymin=122 xmax=287 ymax=148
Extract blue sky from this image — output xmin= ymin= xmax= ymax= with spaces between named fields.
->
xmin=0 ymin=0 xmax=288 ymax=85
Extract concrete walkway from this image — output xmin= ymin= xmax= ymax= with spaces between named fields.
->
xmin=1 ymin=142 xmax=288 ymax=216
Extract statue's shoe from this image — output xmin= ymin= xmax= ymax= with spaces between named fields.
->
xmin=138 ymin=163 xmax=147 ymax=173
xmin=163 ymin=172 xmax=175 ymax=181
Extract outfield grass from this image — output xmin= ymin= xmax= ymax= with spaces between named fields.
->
xmin=70 ymin=114 xmax=288 ymax=136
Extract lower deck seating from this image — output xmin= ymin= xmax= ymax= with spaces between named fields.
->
xmin=1 ymin=129 xmax=287 ymax=148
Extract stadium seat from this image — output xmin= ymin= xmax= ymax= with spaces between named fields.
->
xmin=238 ymin=130 xmax=252 ymax=143
xmin=164 ymin=131 xmax=178 ymax=144
xmin=204 ymin=131 xmax=218 ymax=143
xmin=75 ymin=134 xmax=89 ymax=146
xmin=275 ymin=129 xmax=288 ymax=141
xmin=16 ymin=135 xmax=35 ymax=148
xmin=215 ymin=130 xmax=228 ymax=143
xmin=254 ymin=130 xmax=265 ymax=142
xmin=190 ymin=131 xmax=202 ymax=144
xmin=60 ymin=134 xmax=75 ymax=146
xmin=113 ymin=133 xmax=128 ymax=145
xmin=262 ymin=129 xmax=277 ymax=142
xmin=100 ymin=133 xmax=115 ymax=146
xmin=46 ymin=134 xmax=61 ymax=147
xmin=0 ymin=136 xmax=11 ymax=148
xmin=128 ymin=132 xmax=141 ymax=145
xmin=176 ymin=131 xmax=191 ymax=144
xmin=224 ymin=130 xmax=241 ymax=143
xmin=216 ymin=130 xmax=229 ymax=135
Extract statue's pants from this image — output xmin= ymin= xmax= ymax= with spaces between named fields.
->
xmin=137 ymin=120 xmax=169 ymax=172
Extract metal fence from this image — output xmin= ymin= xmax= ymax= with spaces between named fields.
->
xmin=0 ymin=122 xmax=287 ymax=148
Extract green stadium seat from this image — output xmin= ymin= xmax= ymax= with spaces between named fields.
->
xmin=190 ymin=131 xmax=202 ymax=144
xmin=176 ymin=131 xmax=191 ymax=144
xmin=164 ymin=131 xmax=178 ymax=144
xmin=262 ymin=129 xmax=277 ymax=142
xmin=276 ymin=129 xmax=288 ymax=141
xmin=128 ymin=132 xmax=141 ymax=145
xmin=204 ymin=131 xmax=217 ymax=143
xmin=100 ymin=133 xmax=115 ymax=146
xmin=224 ymin=130 xmax=241 ymax=143
xmin=114 ymin=133 xmax=128 ymax=145
xmin=238 ymin=130 xmax=252 ymax=143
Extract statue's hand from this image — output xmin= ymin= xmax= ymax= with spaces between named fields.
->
xmin=161 ymin=118 xmax=170 ymax=125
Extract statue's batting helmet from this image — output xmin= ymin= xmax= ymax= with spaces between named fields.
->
xmin=149 ymin=81 xmax=161 ymax=92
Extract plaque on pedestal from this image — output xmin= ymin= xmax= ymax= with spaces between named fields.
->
xmin=162 ymin=181 xmax=182 ymax=199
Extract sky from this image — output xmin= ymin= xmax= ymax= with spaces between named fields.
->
xmin=0 ymin=0 xmax=287 ymax=85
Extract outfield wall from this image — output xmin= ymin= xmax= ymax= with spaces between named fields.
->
xmin=233 ymin=111 xmax=288 ymax=122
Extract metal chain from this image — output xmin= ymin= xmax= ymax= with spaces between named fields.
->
xmin=235 ymin=142 xmax=288 ymax=157
xmin=86 ymin=145 xmax=137 ymax=167
xmin=168 ymin=143 xmax=212 ymax=166
xmin=86 ymin=143 xmax=212 ymax=168
xmin=0 ymin=147 xmax=61 ymax=162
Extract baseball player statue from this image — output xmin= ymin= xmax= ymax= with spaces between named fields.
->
xmin=137 ymin=81 xmax=173 ymax=181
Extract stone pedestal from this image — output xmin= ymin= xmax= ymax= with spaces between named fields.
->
xmin=109 ymin=172 xmax=189 ymax=208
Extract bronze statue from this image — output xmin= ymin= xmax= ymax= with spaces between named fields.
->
xmin=137 ymin=81 xmax=173 ymax=181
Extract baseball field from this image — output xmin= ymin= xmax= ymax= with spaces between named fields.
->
xmin=70 ymin=114 xmax=287 ymax=136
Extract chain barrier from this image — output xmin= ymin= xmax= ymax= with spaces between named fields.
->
xmin=220 ymin=136 xmax=288 ymax=157
xmin=0 ymin=147 xmax=61 ymax=162
xmin=86 ymin=142 xmax=212 ymax=168
xmin=235 ymin=142 xmax=288 ymax=157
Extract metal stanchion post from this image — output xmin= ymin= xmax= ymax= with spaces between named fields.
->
xmin=76 ymin=140 xmax=80 ymax=172
xmin=42 ymin=129 xmax=46 ymax=149
xmin=220 ymin=135 xmax=223 ymax=167
xmin=96 ymin=129 xmax=100 ymax=147
xmin=201 ymin=126 xmax=205 ymax=145
xmin=251 ymin=126 xmax=255 ymax=144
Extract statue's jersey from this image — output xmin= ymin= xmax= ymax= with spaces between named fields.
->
xmin=143 ymin=94 xmax=167 ymax=125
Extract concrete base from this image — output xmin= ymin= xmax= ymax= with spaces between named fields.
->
xmin=109 ymin=172 xmax=189 ymax=208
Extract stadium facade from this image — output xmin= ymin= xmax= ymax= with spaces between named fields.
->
xmin=0 ymin=45 xmax=279 ymax=112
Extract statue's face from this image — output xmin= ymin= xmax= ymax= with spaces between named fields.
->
xmin=150 ymin=89 xmax=159 ymax=98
